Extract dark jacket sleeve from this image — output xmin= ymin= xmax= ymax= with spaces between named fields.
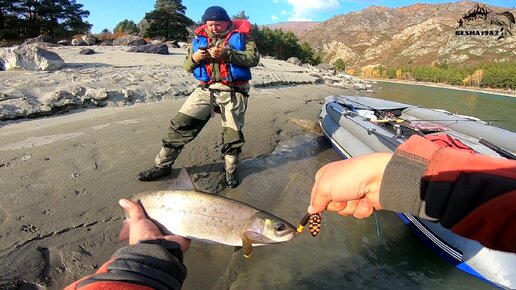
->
xmin=380 ymin=135 xmax=516 ymax=252
xmin=222 ymin=34 xmax=260 ymax=67
xmin=65 ymin=242 xmax=187 ymax=290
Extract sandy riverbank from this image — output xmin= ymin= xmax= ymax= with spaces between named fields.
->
xmin=0 ymin=45 xmax=363 ymax=121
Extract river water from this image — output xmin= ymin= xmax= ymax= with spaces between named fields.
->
xmin=372 ymin=81 xmax=516 ymax=132
xmin=182 ymin=82 xmax=514 ymax=290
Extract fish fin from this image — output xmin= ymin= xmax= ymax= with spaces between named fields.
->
xmin=119 ymin=220 xmax=130 ymax=241
xmin=168 ymin=168 xmax=196 ymax=190
xmin=242 ymin=234 xmax=253 ymax=258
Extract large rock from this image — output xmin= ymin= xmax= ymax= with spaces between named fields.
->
xmin=314 ymin=63 xmax=336 ymax=75
xmin=0 ymin=45 xmax=64 ymax=71
xmin=78 ymin=48 xmax=95 ymax=55
xmin=99 ymin=39 xmax=113 ymax=46
xmin=57 ymin=40 xmax=70 ymax=46
xmin=127 ymin=44 xmax=169 ymax=55
xmin=176 ymin=42 xmax=189 ymax=49
xmin=287 ymin=57 xmax=302 ymax=66
xmin=22 ymin=35 xmax=55 ymax=45
xmin=81 ymin=34 xmax=98 ymax=45
xmin=165 ymin=40 xmax=179 ymax=48
xmin=113 ymin=35 xmax=146 ymax=46
xmin=71 ymin=38 xmax=87 ymax=46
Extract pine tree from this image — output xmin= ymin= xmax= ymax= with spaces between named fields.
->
xmin=114 ymin=19 xmax=139 ymax=35
xmin=232 ymin=11 xmax=249 ymax=20
xmin=0 ymin=0 xmax=90 ymax=40
xmin=0 ymin=0 xmax=24 ymax=39
xmin=144 ymin=0 xmax=193 ymax=40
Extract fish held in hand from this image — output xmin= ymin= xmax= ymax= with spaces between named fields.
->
xmin=120 ymin=168 xmax=297 ymax=257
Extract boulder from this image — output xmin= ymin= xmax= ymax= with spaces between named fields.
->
xmin=315 ymin=63 xmax=336 ymax=75
xmin=78 ymin=48 xmax=95 ymax=55
xmin=71 ymin=38 xmax=87 ymax=46
xmin=165 ymin=40 xmax=179 ymax=48
xmin=127 ymin=44 xmax=169 ymax=55
xmin=22 ymin=35 xmax=55 ymax=45
xmin=81 ymin=34 xmax=98 ymax=45
xmin=57 ymin=40 xmax=70 ymax=46
xmin=177 ymin=42 xmax=189 ymax=49
xmin=149 ymin=39 xmax=163 ymax=45
xmin=113 ymin=35 xmax=146 ymax=46
xmin=353 ymin=83 xmax=367 ymax=90
xmin=99 ymin=39 xmax=113 ymax=46
xmin=287 ymin=57 xmax=302 ymax=66
xmin=0 ymin=45 xmax=64 ymax=71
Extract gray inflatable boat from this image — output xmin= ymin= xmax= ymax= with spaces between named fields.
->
xmin=319 ymin=95 xmax=516 ymax=289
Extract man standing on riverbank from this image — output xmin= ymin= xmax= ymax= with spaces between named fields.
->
xmin=137 ymin=6 xmax=260 ymax=188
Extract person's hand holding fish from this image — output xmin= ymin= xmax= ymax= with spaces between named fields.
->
xmin=123 ymin=169 xmax=296 ymax=258
xmin=308 ymin=153 xmax=392 ymax=219
xmin=119 ymin=198 xmax=190 ymax=252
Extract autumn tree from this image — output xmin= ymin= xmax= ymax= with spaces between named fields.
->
xmin=333 ymin=58 xmax=345 ymax=71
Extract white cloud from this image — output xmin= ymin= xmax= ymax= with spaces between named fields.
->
xmin=273 ymin=0 xmax=279 ymax=3
xmin=281 ymin=10 xmax=287 ymax=16
xmin=271 ymin=14 xmax=279 ymax=20
xmin=286 ymin=0 xmax=340 ymax=21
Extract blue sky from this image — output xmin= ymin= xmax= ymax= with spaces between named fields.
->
xmin=80 ymin=0 xmax=515 ymax=33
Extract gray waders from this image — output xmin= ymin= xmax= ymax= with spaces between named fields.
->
xmin=137 ymin=86 xmax=248 ymax=187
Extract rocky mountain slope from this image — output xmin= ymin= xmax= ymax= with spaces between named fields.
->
xmin=293 ymin=1 xmax=515 ymax=68
xmin=264 ymin=21 xmax=319 ymax=34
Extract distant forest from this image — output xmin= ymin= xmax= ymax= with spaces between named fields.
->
xmin=355 ymin=62 xmax=516 ymax=90
xmin=0 ymin=0 xmax=92 ymax=40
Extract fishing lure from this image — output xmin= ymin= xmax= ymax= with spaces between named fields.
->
xmin=297 ymin=213 xmax=321 ymax=237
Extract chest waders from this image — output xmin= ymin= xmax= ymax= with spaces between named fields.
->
xmin=137 ymin=87 xmax=246 ymax=188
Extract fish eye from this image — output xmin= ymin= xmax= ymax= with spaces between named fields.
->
xmin=274 ymin=223 xmax=286 ymax=231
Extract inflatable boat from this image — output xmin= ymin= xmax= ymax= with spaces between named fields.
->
xmin=319 ymin=95 xmax=516 ymax=289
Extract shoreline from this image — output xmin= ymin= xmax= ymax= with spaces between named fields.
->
xmin=365 ymin=78 xmax=516 ymax=98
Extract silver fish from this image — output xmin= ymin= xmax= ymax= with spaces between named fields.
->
xmin=122 ymin=168 xmax=297 ymax=257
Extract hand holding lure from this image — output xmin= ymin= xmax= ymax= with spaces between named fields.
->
xmin=297 ymin=213 xmax=322 ymax=237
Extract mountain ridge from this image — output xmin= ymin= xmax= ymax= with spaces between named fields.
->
xmin=265 ymin=1 xmax=516 ymax=69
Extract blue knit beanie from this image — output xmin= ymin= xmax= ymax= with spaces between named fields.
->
xmin=202 ymin=6 xmax=230 ymax=22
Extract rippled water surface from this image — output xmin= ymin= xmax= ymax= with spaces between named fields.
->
xmin=373 ymin=81 xmax=516 ymax=131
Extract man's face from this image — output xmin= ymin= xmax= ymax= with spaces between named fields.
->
xmin=206 ymin=20 xmax=230 ymax=35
